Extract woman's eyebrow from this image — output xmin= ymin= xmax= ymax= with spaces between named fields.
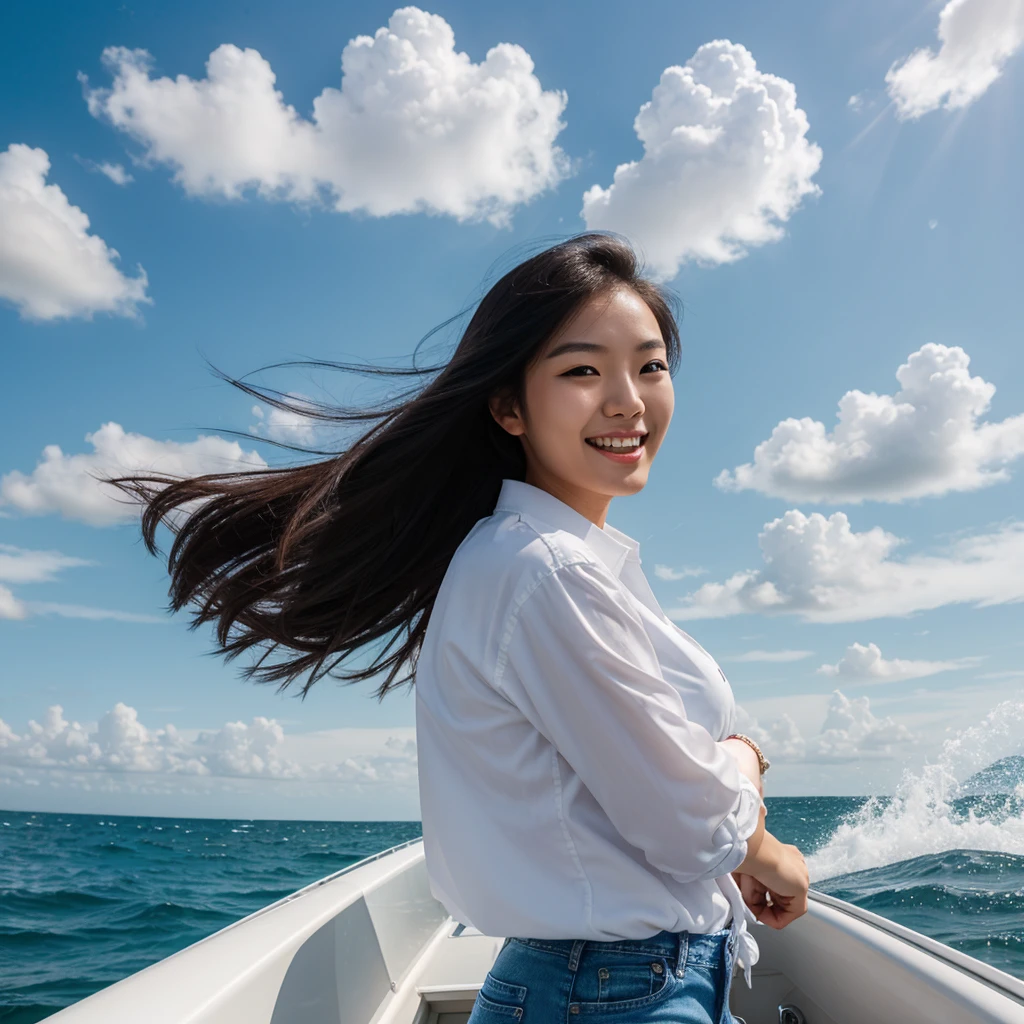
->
xmin=544 ymin=338 xmax=666 ymax=359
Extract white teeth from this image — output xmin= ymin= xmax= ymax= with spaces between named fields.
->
xmin=588 ymin=436 xmax=643 ymax=448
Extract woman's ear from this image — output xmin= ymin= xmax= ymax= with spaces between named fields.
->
xmin=488 ymin=391 xmax=525 ymax=437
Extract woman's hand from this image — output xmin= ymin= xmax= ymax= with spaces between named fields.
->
xmin=731 ymin=838 xmax=809 ymax=929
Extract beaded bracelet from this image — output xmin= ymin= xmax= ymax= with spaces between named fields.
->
xmin=725 ymin=732 xmax=770 ymax=775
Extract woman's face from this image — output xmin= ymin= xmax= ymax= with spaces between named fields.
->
xmin=490 ymin=285 xmax=674 ymax=525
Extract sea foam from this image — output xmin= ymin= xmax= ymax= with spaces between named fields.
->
xmin=807 ymin=699 xmax=1024 ymax=882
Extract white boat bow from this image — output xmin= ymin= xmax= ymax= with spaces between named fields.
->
xmin=42 ymin=838 xmax=1024 ymax=1024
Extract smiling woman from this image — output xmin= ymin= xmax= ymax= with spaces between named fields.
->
xmin=100 ymin=232 xmax=683 ymax=702
xmin=100 ymin=229 xmax=807 ymax=1024
xmin=487 ymin=283 xmax=675 ymax=523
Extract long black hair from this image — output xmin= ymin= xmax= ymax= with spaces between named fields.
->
xmin=103 ymin=231 xmax=683 ymax=701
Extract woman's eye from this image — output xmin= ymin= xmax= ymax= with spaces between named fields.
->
xmin=561 ymin=361 xmax=666 ymax=377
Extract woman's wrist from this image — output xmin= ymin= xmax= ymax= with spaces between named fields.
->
xmin=748 ymin=824 xmax=778 ymax=869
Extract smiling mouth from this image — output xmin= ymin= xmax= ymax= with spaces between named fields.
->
xmin=584 ymin=433 xmax=648 ymax=450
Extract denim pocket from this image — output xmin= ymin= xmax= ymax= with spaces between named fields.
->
xmin=472 ymin=971 xmax=527 ymax=1020
xmin=569 ymin=952 xmax=675 ymax=1013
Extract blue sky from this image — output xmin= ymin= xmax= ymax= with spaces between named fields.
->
xmin=1 ymin=0 xmax=1022 ymax=818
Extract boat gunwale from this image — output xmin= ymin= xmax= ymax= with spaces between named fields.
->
xmin=157 ymin=836 xmax=425 ymax=953
xmin=92 ymin=836 xmax=1024 ymax=1011
xmin=806 ymin=887 xmax=1024 ymax=1003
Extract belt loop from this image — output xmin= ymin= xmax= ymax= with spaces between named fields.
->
xmin=675 ymin=931 xmax=688 ymax=978
xmin=567 ymin=940 xmax=586 ymax=972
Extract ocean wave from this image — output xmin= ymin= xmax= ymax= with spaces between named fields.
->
xmin=808 ymin=700 xmax=1024 ymax=881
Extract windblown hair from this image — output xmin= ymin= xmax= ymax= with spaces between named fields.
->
xmin=103 ymin=232 xmax=683 ymax=701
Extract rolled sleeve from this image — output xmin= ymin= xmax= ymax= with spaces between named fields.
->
xmin=494 ymin=558 xmax=763 ymax=885
xmin=709 ymin=773 xmax=764 ymax=877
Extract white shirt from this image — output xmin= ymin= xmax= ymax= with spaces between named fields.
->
xmin=415 ymin=478 xmax=763 ymax=986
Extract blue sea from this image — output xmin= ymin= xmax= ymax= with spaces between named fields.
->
xmin=2 ymin=788 xmax=1023 ymax=1022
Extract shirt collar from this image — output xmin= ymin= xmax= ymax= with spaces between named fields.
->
xmin=493 ymin=478 xmax=640 ymax=579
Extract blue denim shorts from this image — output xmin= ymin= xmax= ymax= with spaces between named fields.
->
xmin=468 ymin=926 xmax=744 ymax=1023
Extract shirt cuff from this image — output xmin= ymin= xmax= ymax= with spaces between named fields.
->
xmin=704 ymin=773 xmax=764 ymax=879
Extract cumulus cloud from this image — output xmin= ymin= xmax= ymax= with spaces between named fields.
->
xmin=885 ymin=0 xmax=1024 ymax=119
xmin=0 ymin=703 xmax=418 ymax=784
xmin=580 ymin=40 xmax=822 ymax=280
xmin=79 ymin=7 xmax=571 ymax=229
xmin=668 ymin=510 xmax=1024 ymax=623
xmin=736 ymin=689 xmax=917 ymax=763
xmin=715 ymin=344 xmax=1024 ymax=503
xmin=0 ymin=421 xmax=267 ymax=526
xmin=0 ymin=143 xmax=150 ymax=321
xmin=818 ymin=642 xmax=983 ymax=683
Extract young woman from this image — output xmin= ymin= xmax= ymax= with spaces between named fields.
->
xmin=107 ymin=231 xmax=809 ymax=1024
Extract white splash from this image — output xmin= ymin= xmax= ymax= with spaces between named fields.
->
xmin=807 ymin=700 xmax=1024 ymax=882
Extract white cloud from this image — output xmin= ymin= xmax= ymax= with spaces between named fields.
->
xmin=715 ymin=344 xmax=1024 ymax=503
xmin=0 ymin=421 xmax=267 ymax=526
xmin=724 ymin=649 xmax=814 ymax=663
xmin=80 ymin=8 xmax=571 ymax=229
xmin=735 ymin=705 xmax=808 ymax=761
xmin=653 ymin=564 xmax=707 ymax=580
xmin=76 ymin=155 xmax=135 ymax=185
xmin=580 ymin=39 xmax=822 ymax=280
xmin=736 ymin=689 xmax=917 ymax=763
xmin=885 ymin=0 xmax=1024 ymax=119
xmin=0 ymin=703 xmax=418 ymax=784
xmin=669 ymin=510 xmax=1024 ymax=623
xmin=847 ymin=93 xmax=865 ymax=112
xmin=95 ymin=161 xmax=133 ymax=186
xmin=818 ymin=642 xmax=983 ymax=683
xmin=0 ymin=585 xmax=26 ymax=620
xmin=0 ymin=543 xmax=95 ymax=621
xmin=0 ymin=143 xmax=150 ymax=321
xmin=20 ymin=602 xmax=167 ymax=623
xmin=250 ymin=394 xmax=321 ymax=447
xmin=0 ymin=544 xmax=93 ymax=584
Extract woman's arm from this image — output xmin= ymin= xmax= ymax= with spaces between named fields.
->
xmin=496 ymin=560 xmax=764 ymax=885
xmin=720 ymin=736 xmax=768 ymax=876
xmin=720 ymin=738 xmax=809 ymax=927
xmin=719 ymin=737 xmax=763 ymax=799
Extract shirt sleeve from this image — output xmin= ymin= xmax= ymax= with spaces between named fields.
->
xmin=494 ymin=558 xmax=764 ymax=885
